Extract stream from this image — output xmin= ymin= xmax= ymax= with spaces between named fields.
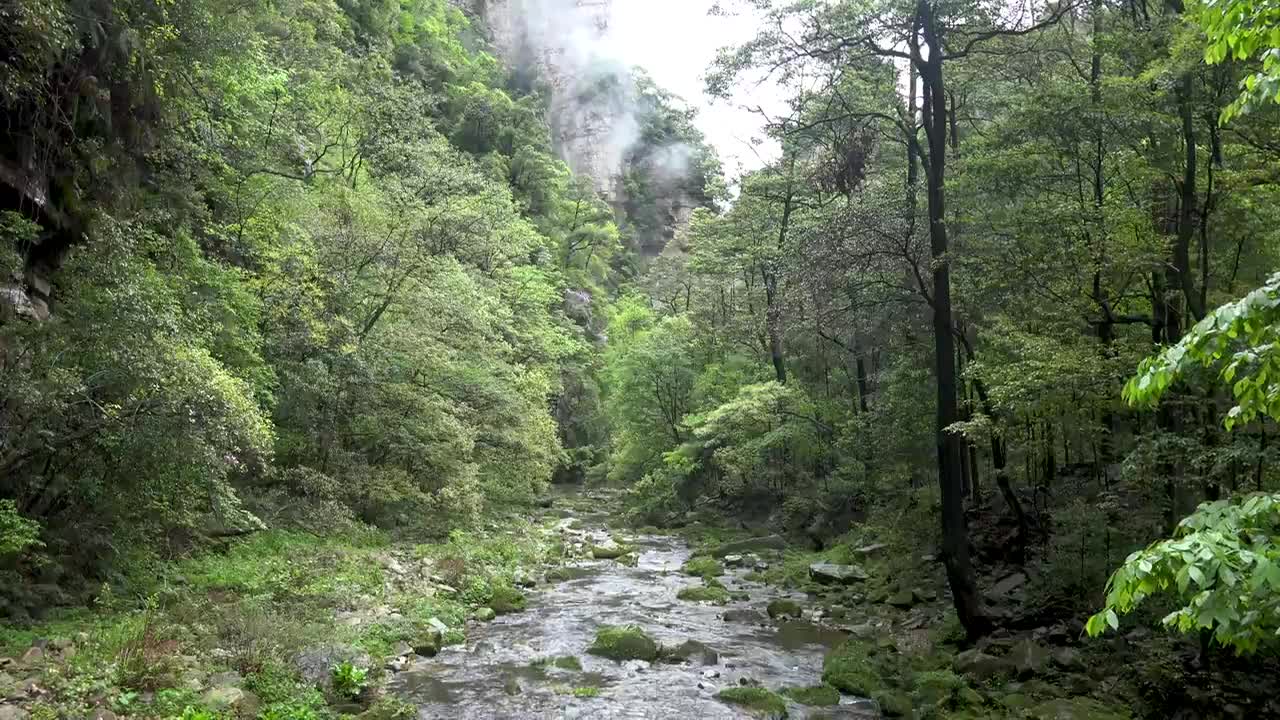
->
xmin=387 ymin=496 xmax=878 ymax=719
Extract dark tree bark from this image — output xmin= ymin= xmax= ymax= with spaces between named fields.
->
xmin=916 ymin=0 xmax=988 ymax=639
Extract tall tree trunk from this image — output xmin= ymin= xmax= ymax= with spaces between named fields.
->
xmin=917 ymin=6 xmax=987 ymax=638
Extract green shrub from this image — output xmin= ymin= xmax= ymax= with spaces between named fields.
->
xmin=331 ymin=661 xmax=368 ymax=699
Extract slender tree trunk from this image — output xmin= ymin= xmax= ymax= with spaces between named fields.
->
xmin=917 ymin=11 xmax=987 ymax=637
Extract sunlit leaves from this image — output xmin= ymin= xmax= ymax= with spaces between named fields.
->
xmin=1123 ymin=272 xmax=1280 ymax=429
xmin=1088 ymin=493 xmax=1280 ymax=654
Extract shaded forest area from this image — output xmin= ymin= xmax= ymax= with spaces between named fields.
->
xmin=3 ymin=0 xmax=1280 ymax=717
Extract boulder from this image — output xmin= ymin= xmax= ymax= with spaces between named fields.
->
xmin=474 ymin=607 xmax=497 ymax=622
xmin=591 ymin=544 xmax=629 ymax=560
xmin=664 ymin=639 xmax=719 ymax=665
xmin=1008 ymin=637 xmax=1050 ymax=678
xmin=767 ymin=599 xmax=803 ymax=620
xmin=1050 ymin=647 xmax=1084 ymax=672
xmin=201 ymin=686 xmax=260 ymax=717
xmin=413 ymin=626 xmax=443 ymax=657
xmin=808 ymin=562 xmax=869 ymax=585
xmin=711 ymin=535 xmax=788 ymax=557
xmin=294 ymin=645 xmax=371 ymax=693
xmin=722 ymin=609 xmax=767 ymax=624
xmin=952 ymin=649 xmax=1010 ymax=681
xmin=15 ymin=648 xmax=41 ymax=667
xmin=991 ymin=572 xmax=1027 ymax=597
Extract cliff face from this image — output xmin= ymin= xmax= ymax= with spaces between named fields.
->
xmin=476 ymin=0 xmax=633 ymax=197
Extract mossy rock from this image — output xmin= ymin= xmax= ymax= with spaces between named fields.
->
xmin=783 ymin=684 xmax=840 ymax=706
xmin=911 ymin=669 xmax=982 ymax=711
xmin=677 ymin=584 xmax=731 ymax=604
xmin=474 ymin=607 xmax=497 ymax=622
xmin=587 ymin=625 xmax=659 ymax=662
xmin=591 ymin=545 xmax=631 ymax=560
xmin=821 ymin=640 xmax=882 ymax=696
xmin=716 ymin=686 xmax=788 ymax=717
xmin=552 ymin=655 xmax=582 ymax=671
xmin=874 ymin=691 xmax=914 ymax=718
xmin=662 ymin=639 xmax=719 ymax=665
xmin=681 ymin=556 xmax=724 ymax=578
xmin=488 ymin=585 xmax=527 ymax=615
xmin=767 ymin=599 xmax=802 ymax=620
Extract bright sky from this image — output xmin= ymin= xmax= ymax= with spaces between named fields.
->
xmin=609 ymin=0 xmax=783 ymax=178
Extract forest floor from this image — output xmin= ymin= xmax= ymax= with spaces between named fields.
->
xmin=0 ymin=488 xmax=1267 ymax=719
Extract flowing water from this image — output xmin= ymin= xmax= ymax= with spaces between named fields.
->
xmin=388 ymin=498 xmax=879 ymax=719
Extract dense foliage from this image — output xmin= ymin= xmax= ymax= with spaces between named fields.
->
xmin=0 ymin=0 xmax=639 ymax=603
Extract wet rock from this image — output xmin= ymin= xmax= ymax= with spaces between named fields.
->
xmin=723 ymin=554 xmax=745 ymax=566
xmin=766 ymin=599 xmax=802 ymax=620
xmin=294 ymin=645 xmax=371 ymax=693
xmin=952 ymin=649 xmax=1010 ymax=681
xmin=513 ymin=571 xmax=537 ymax=588
xmin=587 ymin=625 xmax=659 ymax=662
xmin=488 ymin=586 xmax=527 ymax=615
xmin=1008 ymin=637 xmax=1050 ymax=678
xmin=809 ymin=562 xmax=869 ymax=585
xmin=722 ymin=609 xmax=767 ymax=624
xmin=474 ymin=607 xmax=497 ymax=622
xmin=664 ymin=639 xmax=719 ymax=665
xmin=711 ymin=535 xmax=787 ymax=557
xmin=702 ymin=669 xmax=721 ymax=679
xmin=590 ymin=544 xmax=629 ymax=560
xmin=753 ymin=560 xmax=770 ymax=571
xmin=413 ymin=628 xmax=443 ymax=657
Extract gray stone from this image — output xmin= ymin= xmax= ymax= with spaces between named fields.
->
xmin=294 ymin=645 xmax=370 ymax=692
xmin=991 ymin=572 xmax=1028 ymax=597
xmin=427 ymin=617 xmax=450 ymax=634
xmin=953 ymin=649 xmax=1010 ymax=681
xmin=0 ymin=705 xmax=27 ymax=720
xmin=808 ymin=562 xmax=869 ymax=584
xmin=201 ymin=686 xmax=260 ymax=716
xmin=1051 ymin=647 xmax=1084 ymax=671
xmin=722 ymin=609 xmax=767 ymax=624
xmin=15 ymin=648 xmax=41 ymax=667
xmin=663 ymin=639 xmax=719 ymax=665
xmin=1009 ymin=637 xmax=1050 ymax=678
xmin=722 ymin=554 xmax=745 ymax=567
